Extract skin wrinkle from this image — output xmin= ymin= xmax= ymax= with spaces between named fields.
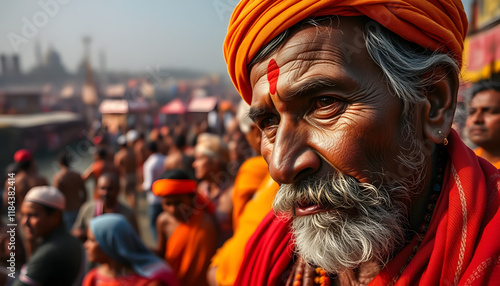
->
xmin=254 ymin=33 xmax=405 ymax=185
xmin=252 ymin=53 xmax=404 ymax=185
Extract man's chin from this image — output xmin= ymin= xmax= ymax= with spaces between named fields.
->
xmin=23 ymin=229 xmax=35 ymax=239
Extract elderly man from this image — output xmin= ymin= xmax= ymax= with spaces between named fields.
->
xmin=223 ymin=1 xmax=500 ymax=285
xmin=15 ymin=186 xmax=82 ymax=286
xmin=466 ymin=80 xmax=500 ymax=169
xmin=193 ymin=133 xmax=234 ymax=246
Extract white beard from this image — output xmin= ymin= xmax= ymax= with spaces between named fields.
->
xmin=273 ymin=121 xmax=426 ymax=274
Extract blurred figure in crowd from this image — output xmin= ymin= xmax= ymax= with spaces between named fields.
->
xmin=466 ymin=80 xmax=500 ymax=168
xmin=3 ymin=150 xmax=49 ymax=209
xmin=114 ymin=135 xmax=137 ymax=208
xmin=164 ymin=132 xmax=195 ymax=179
xmin=153 ymin=169 xmax=217 ymax=286
xmin=83 ymin=213 xmax=178 ymax=286
xmin=142 ymin=141 xmax=166 ymax=241
xmin=229 ymin=100 xmax=267 ymax=227
xmin=208 ymin=100 xmax=279 ymax=286
xmin=15 ymin=186 xmax=82 ymax=286
xmin=150 ymin=128 xmax=168 ymax=155
xmin=127 ymin=130 xmax=148 ymax=193
xmin=72 ymin=173 xmax=137 ymax=242
xmin=81 ymin=147 xmax=119 ymax=200
xmin=53 ymin=151 xmax=87 ymax=230
xmin=193 ymin=133 xmax=233 ymax=246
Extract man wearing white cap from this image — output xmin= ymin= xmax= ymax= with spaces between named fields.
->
xmin=14 ymin=186 xmax=82 ymax=286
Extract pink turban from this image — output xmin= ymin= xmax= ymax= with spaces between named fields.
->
xmin=224 ymin=0 xmax=468 ymax=104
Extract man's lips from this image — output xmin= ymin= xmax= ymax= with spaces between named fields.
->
xmin=468 ymin=127 xmax=487 ymax=135
xmin=295 ymin=203 xmax=329 ymax=216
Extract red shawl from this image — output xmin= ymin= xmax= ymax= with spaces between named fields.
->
xmin=235 ymin=130 xmax=500 ymax=285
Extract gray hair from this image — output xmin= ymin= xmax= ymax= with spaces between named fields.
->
xmin=248 ymin=17 xmax=459 ymax=116
xmin=236 ymin=99 xmax=254 ymax=134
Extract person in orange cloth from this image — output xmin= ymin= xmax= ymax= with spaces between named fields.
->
xmin=466 ymin=80 xmax=500 ymax=169
xmin=223 ymin=0 xmax=500 ymax=285
xmin=208 ymin=174 xmax=279 ymax=286
xmin=207 ymin=100 xmax=279 ymax=286
xmin=231 ymin=99 xmax=269 ymax=230
xmin=153 ymin=169 xmax=217 ymax=286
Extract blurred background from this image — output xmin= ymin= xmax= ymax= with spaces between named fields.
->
xmin=0 ymin=0 xmax=241 ymax=176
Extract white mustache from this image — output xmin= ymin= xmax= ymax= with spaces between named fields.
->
xmin=274 ymin=174 xmax=393 ymax=217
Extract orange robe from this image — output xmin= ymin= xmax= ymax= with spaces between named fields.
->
xmin=165 ymin=210 xmax=217 ymax=286
xmin=232 ymin=156 xmax=269 ymax=230
xmin=474 ymin=147 xmax=500 ymax=169
xmin=211 ymin=174 xmax=279 ymax=286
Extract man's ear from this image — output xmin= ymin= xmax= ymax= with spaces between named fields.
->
xmin=421 ymin=66 xmax=458 ymax=144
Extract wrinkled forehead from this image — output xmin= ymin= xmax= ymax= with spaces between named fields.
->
xmin=249 ymin=17 xmax=372 ymax=97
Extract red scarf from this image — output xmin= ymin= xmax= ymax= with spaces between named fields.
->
xmin=235 ymin=130 xmax=500 ymax=285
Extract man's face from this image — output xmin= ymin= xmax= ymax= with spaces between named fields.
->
xmin=161 ymin=194 xmax=193 ymax=221
xmin=248 ymin=17 xmax=424 ymax=272
xmin=192 ymin=152 xmax=212 ymax=180
xmin=96 ymin=176 xmax=119 ymax=205
xmin=466 ymin=89 xmax=500 ymax=149
xmin=20 ymin=202 xmax=59 ymax=240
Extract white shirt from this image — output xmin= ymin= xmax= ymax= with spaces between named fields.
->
xmin=142 ymin=152 xmax=165 ymax=204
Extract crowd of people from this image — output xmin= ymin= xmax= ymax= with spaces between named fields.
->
xmin=1 ymin=0 xmax=500 ymax=285
xmin=0 ymin=97 xmax=273 ymax=285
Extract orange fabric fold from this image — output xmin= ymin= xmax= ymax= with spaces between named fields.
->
xmin=165 ymin=211 xmax=217 ymax=286
xmin=211 ymin=174 xmax=279 ymax=286
xmin=152 ymin=179 xmax=197 ymax=196
xmin=224 ymin=0 xmax=468 ymax=104
xmin=235 ymin=130 xmax=500 ymax=285
xmin=474 ymin=147 xmax=500 ymax=169
xmin=232 ymin=156 xmax=269 ymax=230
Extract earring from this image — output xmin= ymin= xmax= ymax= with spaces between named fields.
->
xmin=438 ymin=131 xmax=448 ymax=146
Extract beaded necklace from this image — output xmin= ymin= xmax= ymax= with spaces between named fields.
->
xmin=292 ymin=266 xmax=331 ymax=286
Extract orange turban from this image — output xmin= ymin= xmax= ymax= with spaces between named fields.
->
xmin=224 ymin=0 xmax=468 ymax=104
xmin=152 ymin=179 xmax=197 ymax=196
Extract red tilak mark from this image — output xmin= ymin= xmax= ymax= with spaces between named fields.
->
xmin=267 ymin=59 xmax=279 ymax=95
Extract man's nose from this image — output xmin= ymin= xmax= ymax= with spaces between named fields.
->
xmin=471 ymin=111 xmax=484 ymax=124
xmin=268 ymin=119 xmax=320 ymax=184
xmin=20 ymin=215 xmax=28 ymax=226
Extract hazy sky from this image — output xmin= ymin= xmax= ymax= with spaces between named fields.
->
xmin=0 ymin=0 xmax=473 ymax=75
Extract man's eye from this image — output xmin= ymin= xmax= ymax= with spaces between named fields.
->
xmin=258 ymin=115 xmax=279 ymax=130
xmin=314 ymin=96 xmax=338 ymax=108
